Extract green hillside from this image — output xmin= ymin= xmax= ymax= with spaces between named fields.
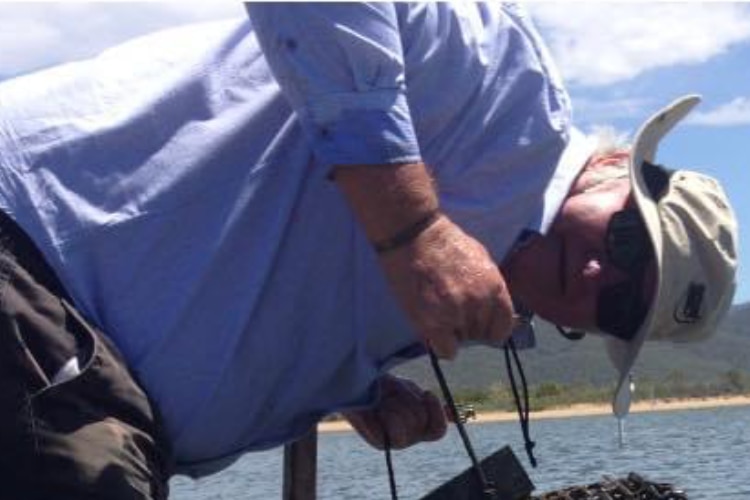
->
xmin=392 ymin=302 xmax=750 ymax=398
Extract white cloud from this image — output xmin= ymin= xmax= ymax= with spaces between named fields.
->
xmin=686 ymin=97 xmax=750 ymax=126
xmin=571 ymin=95 xmax=649 ymax=123
xmin=528 ymin=3 xmax=750 ymax=87
xmin=4 ymin=3 xmax=750 ymax=91
xmin=0 ymin=4 xmax=243 ymax=78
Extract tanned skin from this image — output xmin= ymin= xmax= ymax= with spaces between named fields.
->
xmin=334 ymin=161 xmax=515 ymax=449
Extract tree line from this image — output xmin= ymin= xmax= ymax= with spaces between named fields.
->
xmin=450 ymin=369 xmax=750 ymax=412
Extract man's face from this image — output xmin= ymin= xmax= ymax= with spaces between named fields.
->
xmin=503 ymin=176 xmax=656 ymax=335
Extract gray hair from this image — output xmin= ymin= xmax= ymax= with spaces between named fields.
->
xmin=591 ymin=125 xmax=629 ymax=156
xmin=579 ymin=127 xmax=631 ymax=192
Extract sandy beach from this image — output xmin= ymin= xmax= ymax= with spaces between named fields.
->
xmin=318 ymin=395 xmax=750 ymax=433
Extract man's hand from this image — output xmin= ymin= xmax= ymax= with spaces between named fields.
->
xmin=342 ymin=375 xmax=447 ymax=450
xmin=379 ymin=215 xmax=514 ymax=358
xmin=334 ymin=162 xmax=515 ymax=359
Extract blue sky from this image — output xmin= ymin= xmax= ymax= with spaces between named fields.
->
xmin=529 ymin=3 xmax=750 ymax=304
xmin=0 ymin=3 xmax=748 ymax=303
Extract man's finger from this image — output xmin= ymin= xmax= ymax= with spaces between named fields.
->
xmin=422 ymin=391 xmax=448 ymax=442
xmin=379 ymin=406 xmax=418 ymax=449
xmin=484 ymin=290 xmax=514 ymax=343
xmin=469 ymin=287 xmax=494 ymax=343
xmin=342 ymin=410 xmax=386 ymax=450
xmin=426 ymin=332 xmax=458 ymax=359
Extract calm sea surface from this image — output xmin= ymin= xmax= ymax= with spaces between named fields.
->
xmin=170 ymin=405 xmax=750 ymax=499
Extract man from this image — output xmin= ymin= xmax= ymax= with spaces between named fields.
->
xmin=0 ymin=3 xmax=737 ymax=499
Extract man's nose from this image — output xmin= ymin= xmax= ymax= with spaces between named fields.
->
xmin=582 ymin=256 xmax=629 ymax=288
xmin=582 ymin=258 xmax=601 ymax=279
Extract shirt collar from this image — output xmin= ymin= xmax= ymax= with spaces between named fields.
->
xmin=537 ymin=127 xmax=598 ymax=235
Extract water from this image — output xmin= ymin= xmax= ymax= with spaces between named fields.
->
xmin=171 ymin=405 xmax=750 ymax=499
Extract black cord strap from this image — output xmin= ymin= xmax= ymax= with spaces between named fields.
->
xmin=373 ymin=210 xmax=441 ymax=255
xmin=378 ymin=342 xmax=537 ymax=499
xmin=377 ymin=413 xmax=399 ymax=500
xmin=504 ymin=339 xmax=537 ymax=468
xmin=378 ymin=352 xmax=495 ymax=500
xmin=429 ymin=350 xmax=497 ymax=497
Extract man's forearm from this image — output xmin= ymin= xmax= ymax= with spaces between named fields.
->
xmin=332 ymin=162 xmax=439 ymax=245
xmin=334 ymin=160 xmax=514 ymax=359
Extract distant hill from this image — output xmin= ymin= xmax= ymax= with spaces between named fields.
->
xmin=393 ymin=302 xmax=750 ymax=393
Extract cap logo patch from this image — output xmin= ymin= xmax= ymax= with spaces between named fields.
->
xmin=674 ymin=282 xmax=705 ymax=324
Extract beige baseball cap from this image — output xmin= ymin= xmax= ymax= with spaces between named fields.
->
xmin=605 ymin=94 xmax=739 ymax=418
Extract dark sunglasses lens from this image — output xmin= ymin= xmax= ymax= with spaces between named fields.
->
xmin=607 ymin=210 xmax=651 ymax=271
xmin=597 ymin=282 xmax=645 ymax=341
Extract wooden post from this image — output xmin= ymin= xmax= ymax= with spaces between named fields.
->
xmin=283 ymin=428 xmax=318 ymax=500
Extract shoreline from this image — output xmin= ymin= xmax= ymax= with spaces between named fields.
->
xmin=318 ymin=395 xmax=750 ymax=433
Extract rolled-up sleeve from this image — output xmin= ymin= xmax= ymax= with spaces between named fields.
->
xmin=246 ymin=3 xmax=422 ymax=169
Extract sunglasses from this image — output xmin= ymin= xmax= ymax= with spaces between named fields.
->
xmin=557 ymin=207 xmax=654 ymax=342
xmin=596 ymin=208 xmax=654 ymax=340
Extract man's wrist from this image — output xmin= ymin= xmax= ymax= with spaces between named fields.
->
xmin=372 ymin=209 xmax=442 ymax=255
xmin=333 ymin=162 xmax=440 ymax=243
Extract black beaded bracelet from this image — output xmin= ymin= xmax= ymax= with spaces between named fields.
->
xmin=373 ymin=210 xmax=442 ymax=255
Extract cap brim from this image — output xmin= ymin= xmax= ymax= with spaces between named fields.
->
xmin=607 ymin=95 xmax=702 ymax=417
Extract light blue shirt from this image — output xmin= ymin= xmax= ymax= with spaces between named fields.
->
xmin=0 ymin=3 xmax=593 ymax=475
